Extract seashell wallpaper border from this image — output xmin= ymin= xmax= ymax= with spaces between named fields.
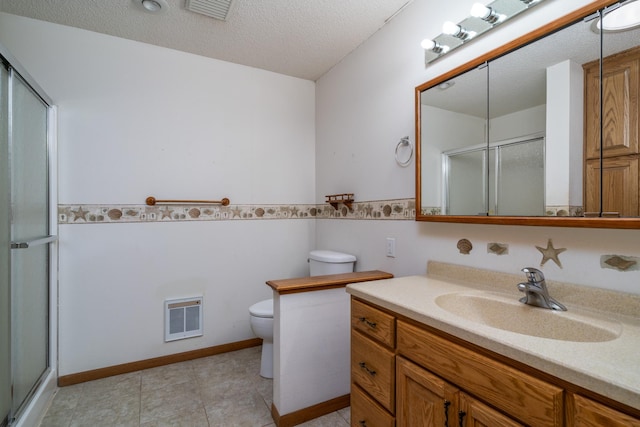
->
xmin=420 ymin=205 xmax=584 ymax=217
xmin=58 ymin=198 xmax=416 ymax=224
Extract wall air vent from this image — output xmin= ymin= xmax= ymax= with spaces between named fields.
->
xmin=165 ymin=297 xmax=203 ymax=342
xmin=185 ymin=0 xmax=234 ymax=21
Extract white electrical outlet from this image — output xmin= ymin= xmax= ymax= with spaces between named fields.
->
xmin=386 ymin=237 xmax=396 ymax=257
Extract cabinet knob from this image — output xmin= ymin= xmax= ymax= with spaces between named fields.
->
xmin=358 ymin=421 xmax=367 ymax=427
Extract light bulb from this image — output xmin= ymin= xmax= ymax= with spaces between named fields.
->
xmin=442 ymin=21 xmax=461 ymax=36
xmin=420 ymin=39 xmax=450 ymax=54
xmin=471 ymin=3 xmax=505 ymax=24
xmin=442 ymin=21 xmax=476 ymax=40
xmin=470 ymin=3 xmax=490 ymax=19
xmin=421 ymin=39 xmax=436 ymax=50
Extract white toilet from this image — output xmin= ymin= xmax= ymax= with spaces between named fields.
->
xmin=249 ymin=250 xmax=357 ymax=378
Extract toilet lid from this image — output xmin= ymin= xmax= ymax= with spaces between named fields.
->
xmin=249 ymin=299 xmax=273 ymax=318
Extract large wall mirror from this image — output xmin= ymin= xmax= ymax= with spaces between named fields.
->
xmin=416 ymin=0 xmax=640 ymax=228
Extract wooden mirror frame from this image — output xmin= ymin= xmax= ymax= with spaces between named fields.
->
xmin=415 ymin=0 xmax=640 ymax=229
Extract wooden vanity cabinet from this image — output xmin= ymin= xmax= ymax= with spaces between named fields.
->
xmin=350 ymin=298 xmax=640 ymax=427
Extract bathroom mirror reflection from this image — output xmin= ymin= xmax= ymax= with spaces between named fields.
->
xmin=416 ymin=0 xmax=640 ymax=228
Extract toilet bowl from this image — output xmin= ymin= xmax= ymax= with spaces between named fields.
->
xmin=249 ymin=250 xmax=356 ymax=379
xmin=249 ymin=299 xmax=274 ymax=378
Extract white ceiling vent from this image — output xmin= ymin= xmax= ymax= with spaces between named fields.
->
xmin=185 ymin=0 xmax=234 ymax=21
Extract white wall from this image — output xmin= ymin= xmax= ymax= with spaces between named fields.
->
xmin=0 ymin=13 xmax=317 ymax=375
xmin=421 ymin=105 xmax=485 ymax=209
xmin=546 ymin=60 xmax=584 ymax=208
xmin=316 ymin=0 xmax=640 ymax=294
xmin=489 ymin=105 xmax=546 ymax=143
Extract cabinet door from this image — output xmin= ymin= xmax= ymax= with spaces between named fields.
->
xmin=584 ymin=48 xmax=639 ymax=159
xmin=396 ymin=356 xmax=459 ymax=427
xmin=585 ymin=156 xmax=639 ymax=216
xmin=570 ymin=394 xmax=640 ymax=427
xmin=459 ymin=393 xmax=524 ymax=427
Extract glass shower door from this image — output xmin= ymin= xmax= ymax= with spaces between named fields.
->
xmin=0 ymin=60 xmax=11 ymax=427
xmin=8 ymin=69 xmax=52 ymax=421
xmin=445 ymin=149 xmax=487 ymax=215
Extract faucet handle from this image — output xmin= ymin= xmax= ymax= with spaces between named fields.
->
xmin=521 ymin=267 xmax=544 ymax=283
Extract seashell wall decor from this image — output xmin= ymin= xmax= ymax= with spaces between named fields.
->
xmin=601 ymin=255 xmax=639 ymax=272
xmin=457 ymin=238 xmax=472 ymax=255
xmin=107 ymin=209 xmax=123 ymax=220
xmin=487 ymin=242 xmax=508 ymax=255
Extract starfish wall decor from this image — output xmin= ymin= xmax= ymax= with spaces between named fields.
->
xmin=536 ymin=239 xmax=566 ymax=268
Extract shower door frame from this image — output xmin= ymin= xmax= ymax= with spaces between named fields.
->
xmin=0 ymin=42 xmax=58 ymax=427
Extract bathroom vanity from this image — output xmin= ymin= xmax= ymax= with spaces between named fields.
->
xmin=347 ymin=262 xmax=640 ymax=426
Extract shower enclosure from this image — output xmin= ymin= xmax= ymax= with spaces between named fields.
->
xmin=443 ymin=135 xmax=545 ymax=216
xmin=1 ymin=46 xmax=56 ymax=427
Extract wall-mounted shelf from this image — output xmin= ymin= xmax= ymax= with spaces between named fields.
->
xmin=326 ymin=193 xmax=354 ymax=211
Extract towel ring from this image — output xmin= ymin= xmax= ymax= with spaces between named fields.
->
xmin=395 ymin=136 xmax=413 ymax=167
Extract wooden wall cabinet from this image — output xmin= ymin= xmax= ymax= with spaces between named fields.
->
xmin=584 ymin=46 xmax=640 ymax=216
xmin=350 ymin=298 xmax=640 ymax=427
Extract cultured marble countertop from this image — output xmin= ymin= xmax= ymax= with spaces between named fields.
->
xmin=346 ymin=262 xmax=640 ymax=411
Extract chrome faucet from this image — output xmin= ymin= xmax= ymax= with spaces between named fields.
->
xmin=517 ymin=267 xmax=566 ymax=311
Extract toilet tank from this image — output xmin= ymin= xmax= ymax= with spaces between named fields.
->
xmin=309 ymin=250 xmax=356 ymax=276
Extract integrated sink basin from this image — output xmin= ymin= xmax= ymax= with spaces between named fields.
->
xmin=435 ymin=291 xmax=622 ymax=342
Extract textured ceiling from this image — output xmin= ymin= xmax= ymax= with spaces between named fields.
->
xmin=0 ymin=0 xmax=413 ymax=81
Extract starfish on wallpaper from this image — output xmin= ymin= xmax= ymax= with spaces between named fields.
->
xmin=231 ymin=206 xmax=243 ymax=218
xmin=160 ymin=206 xmax=174 ymax=219
xmin=536 ymin=239 xmax=566 ymax=268
xmin=71 ymin=206 xmax=88 ymax=222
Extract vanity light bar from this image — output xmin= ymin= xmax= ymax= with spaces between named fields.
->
xmin=422 ymin=0 xmax=547 ymax=64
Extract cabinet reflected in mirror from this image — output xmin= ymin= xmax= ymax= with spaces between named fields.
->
xmin=416 ymin=0 xmax=640 ymax=228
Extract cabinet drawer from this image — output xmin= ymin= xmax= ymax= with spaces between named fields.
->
xmin=352 ymin=330 xmax=395 ymax=413
xmin=397 ymin=320 xmax=563 ymax=427
xmin=351 ymin=299 xmax=395 ymax=347
xmin=351 ymin=383 xmax=395 ymax=427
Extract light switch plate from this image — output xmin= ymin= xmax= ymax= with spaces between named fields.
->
xmin=386 ymin=238 xmax=396 ymax=257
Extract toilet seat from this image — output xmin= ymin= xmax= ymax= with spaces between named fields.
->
xmin=249 ymin=299 xmax=273 ymax=318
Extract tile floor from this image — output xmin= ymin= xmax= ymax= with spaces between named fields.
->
xmin=38 ymin=346 xmax=350 ymax=427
